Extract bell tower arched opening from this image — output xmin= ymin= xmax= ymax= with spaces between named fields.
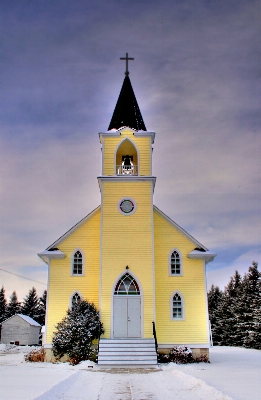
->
xmin=115 ymin=138 xmax=138 ymax=175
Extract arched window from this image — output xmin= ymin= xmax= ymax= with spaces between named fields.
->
xmin=171 ymin=292 xmax=184 ymax=320
xmin=170 ymin=249 xmax=182 ymax=275
xmin=115 ymin=139 xmax=138 ymax=176
xmin=114 ymin=273 xmax=140 ymax=295
xmin=71 ymin=292 xmax=81 ymax=311
xmin=72 ymin=250 xmax=83 ymax=275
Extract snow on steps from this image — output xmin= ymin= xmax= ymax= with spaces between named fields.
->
xmin=98 ymin=339 xmax=158 ymax=366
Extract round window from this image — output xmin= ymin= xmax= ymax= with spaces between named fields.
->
xmin=118 ymin=198 xmax=136 ymax=215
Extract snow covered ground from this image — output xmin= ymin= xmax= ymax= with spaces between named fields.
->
xmin=0 ymin=345 xmax=260 ymax=400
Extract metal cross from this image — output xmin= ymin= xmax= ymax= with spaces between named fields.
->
xmin=120 ymin=53 xmax=134 ymax=76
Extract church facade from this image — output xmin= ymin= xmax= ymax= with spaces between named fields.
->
xmin=38 ymin=64 xmax=216 ymax=363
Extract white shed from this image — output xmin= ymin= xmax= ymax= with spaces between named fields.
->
xmin=1 ymin=314 xmax=41 ymax=345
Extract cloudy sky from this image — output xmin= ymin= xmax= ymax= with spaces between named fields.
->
xmin=1 ymin=0 xmax=260 ymax=301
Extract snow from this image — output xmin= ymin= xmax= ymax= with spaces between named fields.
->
xmin=0 ymin=345 xmax=260 ymax=399
xmin=16 ymin=314 xmax=41 ymax=326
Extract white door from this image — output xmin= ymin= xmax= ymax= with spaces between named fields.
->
xmin=113 ymin=297 xmax=141 ymax=338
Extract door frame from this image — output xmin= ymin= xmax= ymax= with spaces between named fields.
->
xmin=111 ymin=270 xmax=144 ymax=338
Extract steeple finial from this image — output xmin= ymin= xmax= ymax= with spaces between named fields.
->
xmin=120 ymin=52 xmax=134 ymax=76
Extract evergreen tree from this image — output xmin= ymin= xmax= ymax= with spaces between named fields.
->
xmin=37 ymin=290 xmax=47 ymax=326
xmin=207 ymin=285 xmax=223 ymax=343
xmin=241 ymin=262 xmax=261 ymax=349
xmin=214 ymin=270 xmax=242 ymax=346
xmin=52 ymin=299 xmax=104 ymax=364
xmin=21 ymin=287 xmax=39 ymax=321
xmin=6 ymin=291 xmax=21 ymax=319
xmin=0 ymin=286 xmax=7 ymax=323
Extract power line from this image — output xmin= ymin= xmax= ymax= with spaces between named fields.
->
xmin=0 ymin=268 xmax=46 ymax=285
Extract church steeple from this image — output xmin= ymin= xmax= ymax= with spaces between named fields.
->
xmin=108 ymin=53 xmax=146 ymax=131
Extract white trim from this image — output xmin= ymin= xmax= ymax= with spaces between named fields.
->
xmin=153 ymin=206 xmax=208 ymax=251
xmin=151 ymin=183 xmax=156 ymax=324
xmin=99 ymin=183 xmax=103 ymax=317
xmin=204 ymin=261 xmax=211 ymax=347
xmin=114 ymin=137 xmax=140 ymax=176
xmin=110 ymin=270 xmax=144 ymax=339
xmin=169 ymin=248 xmax=183 ymax=276
xmin=37 ymin=250 xmax=66 ymax=264
xmin=70 ymin=248 xmax=85 ymax=276
xmin=188 ymin=250 xmax=216 ymax=264
xmin=170 ymin=290 xmax=185 ymax=321
xmin=45 ymin=206 xmax=100 ymax=250
xmin=43 ymin=343 xmax=52 ymax=349
xmin=117 ymin=197 xmax=137 ymax=216
xmin=97 ymin=176 xmax=157 ymax=193
xmin=44 ymin=259 xmax=50 ymax=346
xmin=98 ymin=127 xmax=155 ymax=144
xmin=69 ymin=290 xmax=83 ymax=310
xmin=157 ymin=343 xmax=210 ymax=349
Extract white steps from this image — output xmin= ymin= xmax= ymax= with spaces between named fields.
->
xmin=98 ymin=339 xmax=158 ymax=366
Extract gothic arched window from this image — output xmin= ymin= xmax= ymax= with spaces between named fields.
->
xmin=171 ymin=292 xmax=184 ymax=320
xmin=72 ymin=250 xmax=83 ymax=275
xmin=170 ymin=250 xmax=182 ymax=275
xmin=71 ymin=292 xmax=81 ymax=311
xmin=114 ymin=273 xmax=140 ymax=295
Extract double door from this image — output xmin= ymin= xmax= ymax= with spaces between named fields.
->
xmin=113 ymin=296 xmax=141 ymax=338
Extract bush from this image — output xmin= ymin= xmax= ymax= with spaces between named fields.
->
xmin=24 ymin=347 xmax=45 ymax=362
xmin=158 ymin=346 xmax=209 ymax=364
xmin=52 ymin=300 xmax=104 ymax=365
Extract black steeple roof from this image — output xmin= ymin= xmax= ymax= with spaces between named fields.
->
xmin=108 ymin=75 xmax=147 ymax=131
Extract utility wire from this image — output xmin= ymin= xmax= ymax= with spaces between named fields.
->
xmin=0 ymin=268 xmax=46 ymax=285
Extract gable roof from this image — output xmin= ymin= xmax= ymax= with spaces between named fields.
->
xmin=3 ymin=314 xmax=41 ymax=327
xmin=46 ymin=205 xmax=100 ymax=250
xmin=153 ymin=205 xmax=208 ymax=252
xmin=108 ymin=75 xmax=146 ymax=131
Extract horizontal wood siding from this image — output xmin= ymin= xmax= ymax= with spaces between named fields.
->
xmin=103 ymin=131 xmax=151 ymax=176
xmin=154 ymin=209 xmax=208 ymax=345
xmin=46 ymin=209 xmax=100 ymax=343
xmin=101 ymin=181 xmax=154 ymax=338
xmin=1 ymin=316 xmax=40 ymax=345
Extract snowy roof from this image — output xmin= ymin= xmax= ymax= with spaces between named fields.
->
xmin=17 ymin=314 xmax=41 ymax=326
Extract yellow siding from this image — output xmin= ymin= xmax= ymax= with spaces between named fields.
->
xmin=101 ymin=180 xmax=154 ymax=338
xmin=46 ymin=209 xmax=100 ymax=343
xmin=103 ymin=130 xmax=151 ymax=176
xmin=154 ymin=209 xmax=208 ymax=345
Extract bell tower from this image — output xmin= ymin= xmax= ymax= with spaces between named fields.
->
xmin=98 ymin=57 xmax=156 ymax=338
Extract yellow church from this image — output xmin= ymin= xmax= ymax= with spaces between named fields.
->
xmin=38 ymin=55 xmax=216 ymax=365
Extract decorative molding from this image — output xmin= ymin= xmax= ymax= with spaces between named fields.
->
xmin=188 ymin=250 xmax=216 ymax=264
xmin=118 ymin=197 xmax=137 ymax=216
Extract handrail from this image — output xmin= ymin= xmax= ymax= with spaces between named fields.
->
xmin=152 ymin=321 xmax=158 ymax=352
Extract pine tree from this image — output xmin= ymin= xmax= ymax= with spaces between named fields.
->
xmin=207 ymin=285 xmax=223 ymax=344
xmin=214 ymin=271 xmax=242 ymax=346
xmin=6 ymin=291 xmax=21 ymax=319
xmin=21 ymin=287 xmax=39 ymax=321
xmin=52 ymin=299 xmax=104 ymax=364
xmin=0 ymin=286 xmax=7 ymax=323
xmin=36 ymin=290 xmax=47 ymax=326
xmin=241 ymin=262 xmax=261 ymax=349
